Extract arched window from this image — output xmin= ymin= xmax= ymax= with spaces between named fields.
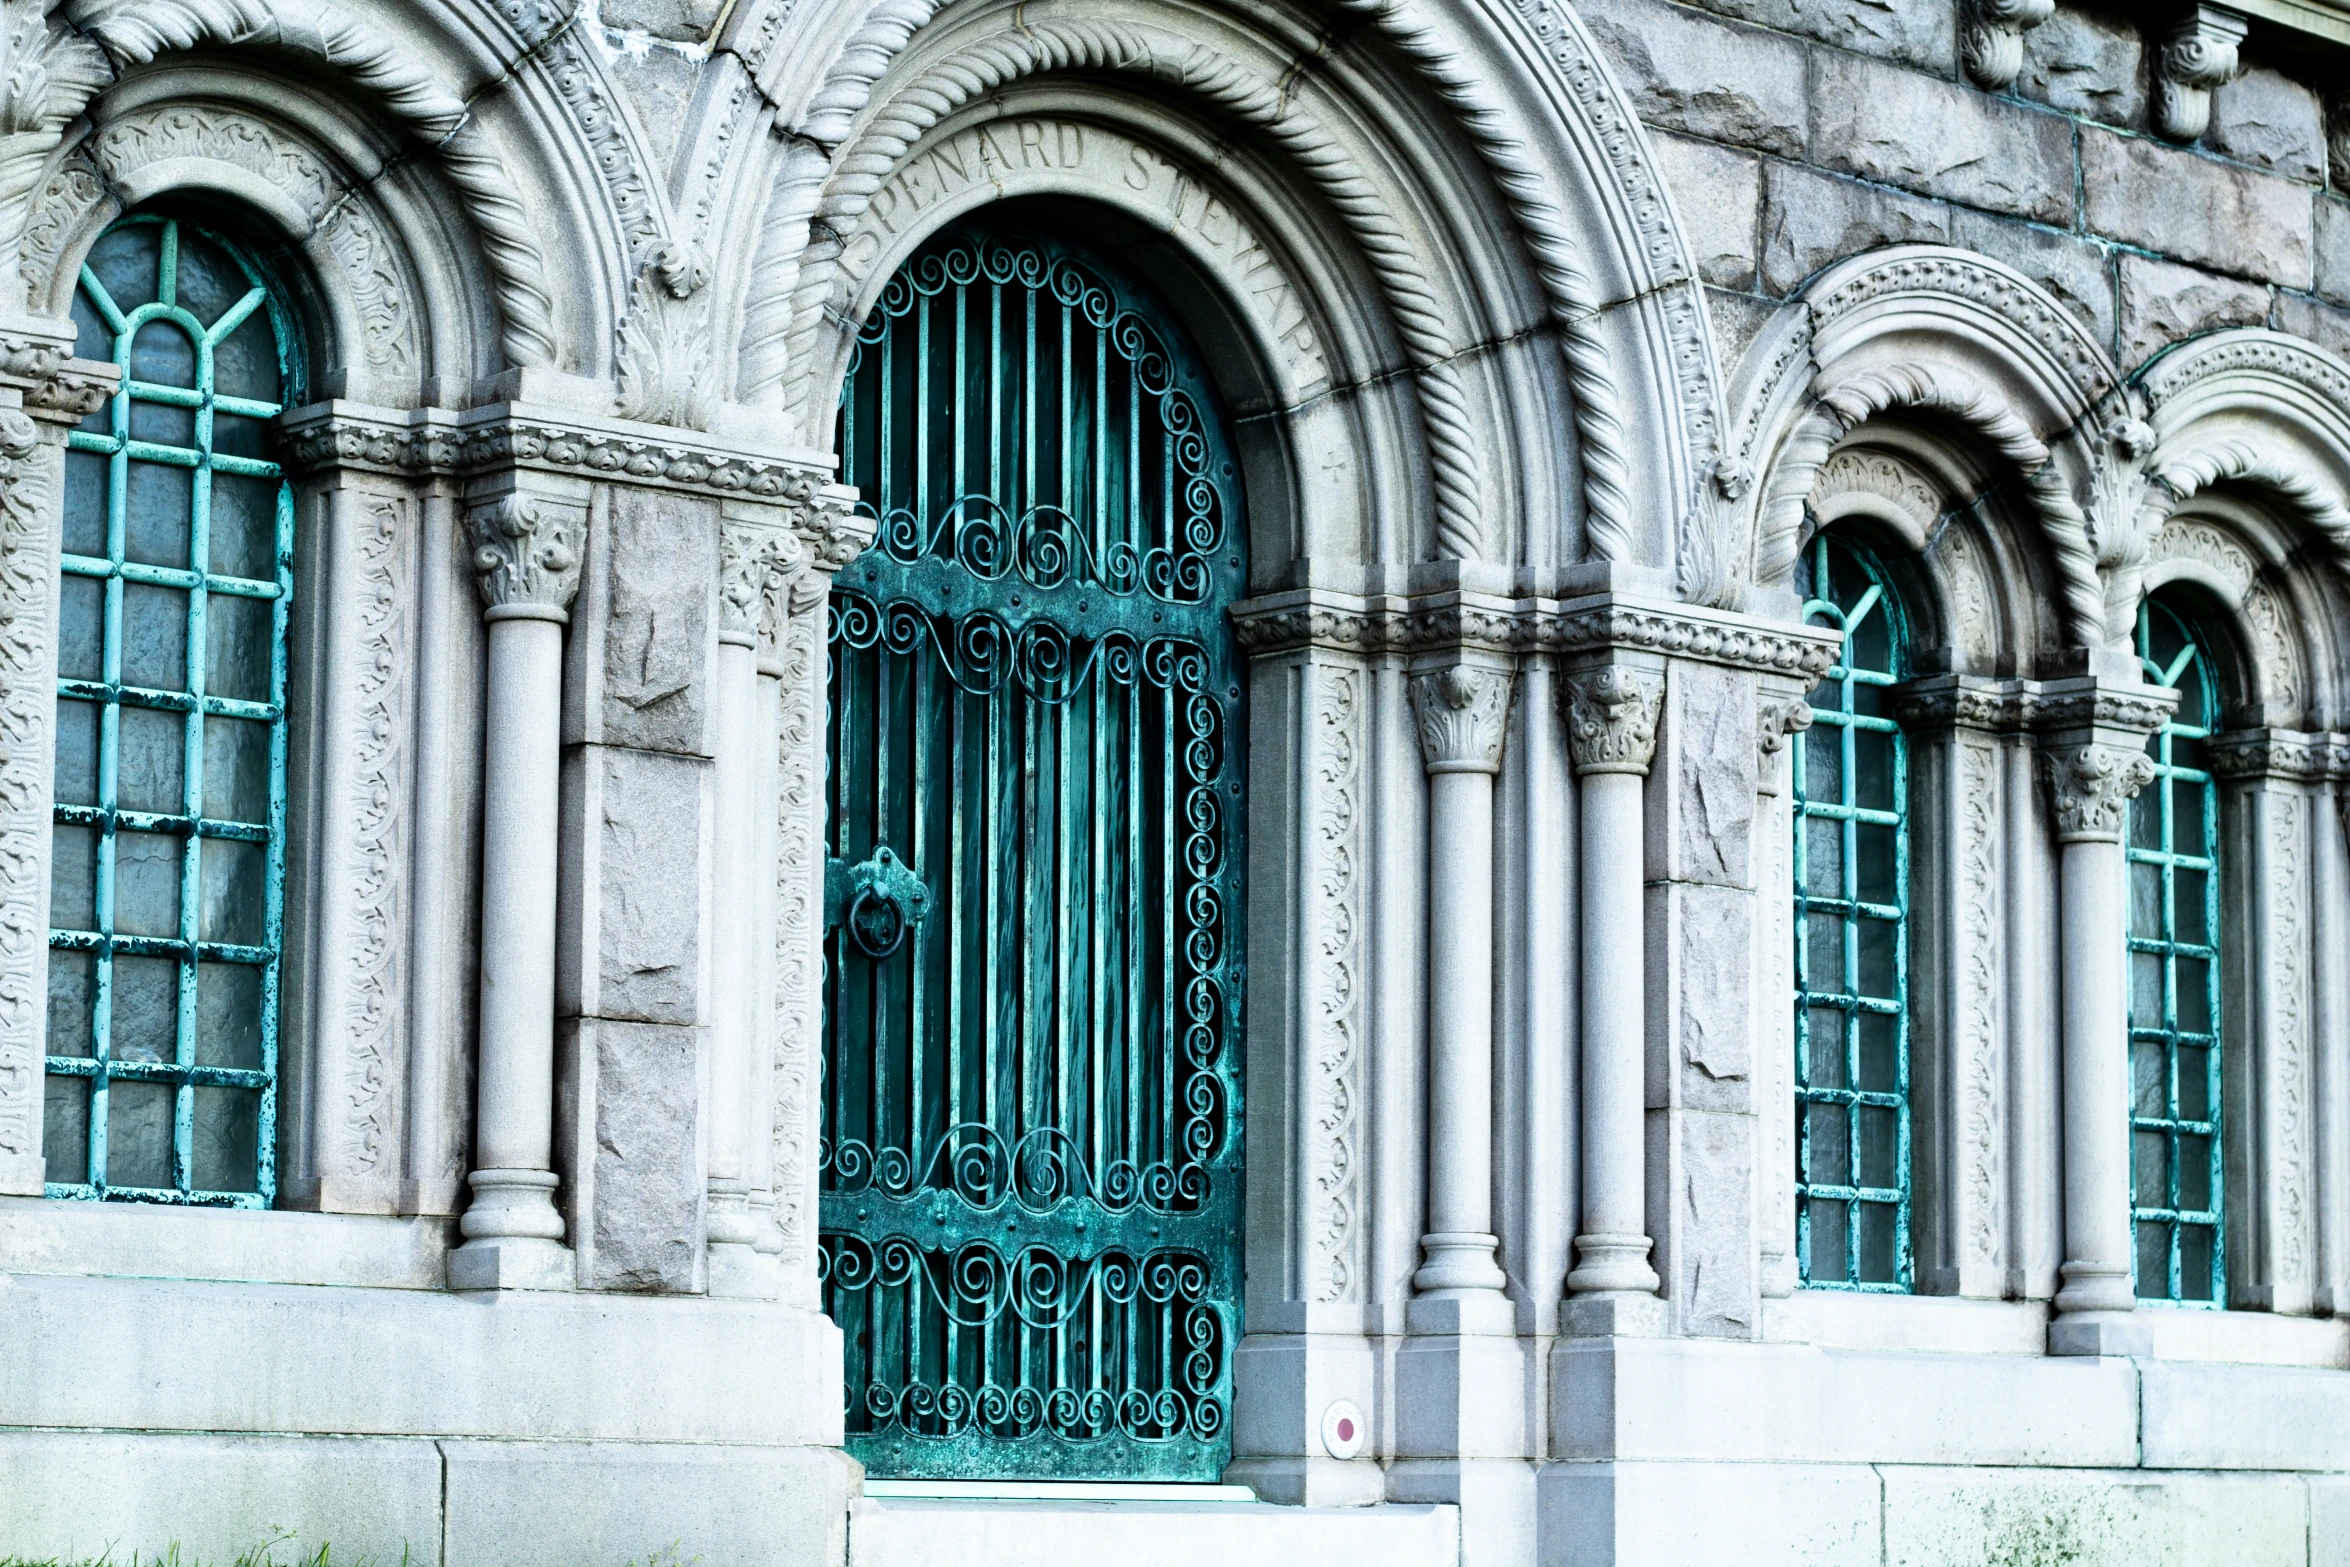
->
xmin=1792 ymin=531 xmax=1911 ymax=1290
xmin=2131 ymin=597 xmax=2223 ymax=1303
xmin=46 ymin=214 xmax=296 ymax=1206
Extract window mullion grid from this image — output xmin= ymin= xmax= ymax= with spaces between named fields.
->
xmin=170 ymin=310 xmax=216 ymax=1198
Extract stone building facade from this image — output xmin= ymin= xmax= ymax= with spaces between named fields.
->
xmin=1 ymin=0 xmax=2349 ymax=1563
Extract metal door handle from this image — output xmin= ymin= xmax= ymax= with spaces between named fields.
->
xmin=824 ymin=846 xmax=930 ymax=958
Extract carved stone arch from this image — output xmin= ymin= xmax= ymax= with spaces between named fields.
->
xmin=1804 ymin=442 xmax=2009 ymax=673
xmin=1725 ymin=246 xmax=2134 ymax=656
xmin=10 ymin=0 xmax=565 ymax=370
xmin=2143 ymin=509 xmax=2309 ymax=725
xmin=21 ymin=74 xmax=450 ymax=406
xmin=2137 ymin=329 xmax=2350 ymax=726
xmin=720 ymin=0 xmax=1724 ymax=574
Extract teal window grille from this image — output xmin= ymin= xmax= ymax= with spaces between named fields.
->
xmin=45 ymin=215 xmax=296 ymax=1206
xmin=818 ymin=224 xmax=1245 ymax=1480
xmin=2130 ymin=598 xmax=2224 ymax=1303
xmin=1792 ymin=532 xmax=1911 ymax=1290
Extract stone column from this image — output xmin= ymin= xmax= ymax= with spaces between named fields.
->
xmin=1405 ymin=658 xmax=1516 ymax=1308
xmin=1392 ymin=651 xmax=1528 ymax=1567
xmin=1562 ymin=663 xmax=1665 ymax=1320
xmin=706 ymin=514 xmax=798 ymax=1297
xmin=450 ymin=490 xmax=586 ymax=1291
xmin=2041 ymin=685 xmax=2168 ymax=1355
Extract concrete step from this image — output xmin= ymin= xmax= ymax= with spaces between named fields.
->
xmin=848 ymin=1487 xmax=1459 ymax=1567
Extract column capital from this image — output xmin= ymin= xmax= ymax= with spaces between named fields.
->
xmin=719 ymin=511 xmax=810 ymax=646
xmin=2042 ymin=742 xmax=2158 ymax=844
xmin=469 ymin=492 xmax=585 ymax=620
xmin=1408 ymin=661 xmax=1515 ymax=775
xmin=0 ymin=313 xmax=116 ymax=432
xmin=1562 ymin=664 xmax=1663 ymax=778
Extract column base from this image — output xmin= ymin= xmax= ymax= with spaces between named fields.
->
xmin=708 ymin=1241 xmax=783 ymax=1299
xmin=2053 ymin=1260 xmax=2136 ymax=1315
xmin=1405 ymin=1291 xmax=1516 ymax=1336
xmin=448 ymin=1236 xmax=576 ymax=1292
xmin=1412 ymin=1231 xmax=1507 ymax=1295
xmin=2048 ymin=1310 xmax=2151 ymax=1358
xmin=1566 ymin=1231 xmax=1659 ymax=1296
xmin=1559 ymin=1291 xmax=1669 ymax=1339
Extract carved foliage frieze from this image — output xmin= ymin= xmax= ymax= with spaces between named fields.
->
xmin=2269 ymin=788 xmax=2310 ymax=1291
xmin=1310 ymin=662 xmax=1361 ymax=1302
xmin=1954 ymin=737 xmax=2003 ymax=1273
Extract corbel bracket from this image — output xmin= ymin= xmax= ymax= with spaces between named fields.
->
xmin=2156 ymin=4 xmax=2250 ymax=142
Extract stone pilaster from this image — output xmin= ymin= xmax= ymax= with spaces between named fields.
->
xmin=0 ymin=319 xmax=113 ymax=1196
xmin=2208 ymin=732 xmax=2326 ymax=1317
xmin=1752 ymin=690 xmax=1811 ymax=1302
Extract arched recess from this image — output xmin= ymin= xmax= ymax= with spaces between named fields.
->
xmin=3 ymin=0 xmax=674 ymax=387
xmin=1724 ymin=246 xmax=2143 ymax=659
xmin=2134 ymin=330 xmax=2350 ymax=732
xmin=714 ymin=0 xmax=1729 ymax=578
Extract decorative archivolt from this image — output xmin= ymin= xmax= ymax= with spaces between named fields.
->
xmin=733 ymin=0 xmax=1723 ymax=568
xmin=2 ymin=0 xmax=556 ymax=366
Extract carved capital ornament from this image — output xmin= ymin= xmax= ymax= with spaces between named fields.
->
xmin=470 ymin=495 xmax=584 ymax=619
xmin=1563 ymin=665 xmax=1664 ymax=778
xmin=2044 ymin=743 xmax=2159 ymax=843
xmin=1408 ymin=664 xmax=1515 ymax=775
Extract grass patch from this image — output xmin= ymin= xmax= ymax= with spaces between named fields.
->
xmin=0 ymin=1534 xmax=397 ymax=1567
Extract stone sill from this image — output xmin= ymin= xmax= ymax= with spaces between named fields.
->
xmin=1765 ymin=1287 xmax=2350 ymax=1369
xmin=0 ymin=1194 xmax=452 ymax=1290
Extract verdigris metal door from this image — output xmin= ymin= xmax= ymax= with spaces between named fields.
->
xmin=820 ymin=222 xmax=1246 ymax=1480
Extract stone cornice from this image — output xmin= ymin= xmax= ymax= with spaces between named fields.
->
xmin=0 ymin=316 xmax=116 ymax=426
xmin=2205 ymin=729 xmax=2348 ymax=784
xmin=1230 ymin=587 xmax=1842 ymax=679
xmin=277 ymin=400 xmax=839 ymax=506
xmin=1894 ymin=675 xmax=2179 ymax=737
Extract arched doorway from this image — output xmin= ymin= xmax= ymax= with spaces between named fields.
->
xmin=818 ymin=219 xmax=1247 ymax=1480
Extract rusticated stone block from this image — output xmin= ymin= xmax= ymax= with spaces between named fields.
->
xmin=2210 ymin=67 xmax=2328 ymax=185
xmin=582 ymin=1020 xmax=704 ymax=1293
xmin=593 ymin=748 xmax=710 ymax=1024
xmin=2276 ymin=292 xmax=2350 ymax=360
xmin=1674 ymin=1111 xmax=1756 ymax=1338
xmin=2117 ymin=255 xmax=2270 ymax=369
xmin=1950 ymin=210 xmax=2116 ymax=356
xmin=2318 ymin=195 xmax=2350 ymax=305
xmin=1682 ymin=0 xmax=1954 ymax=73
xmin=599 ymin=0 xmax=725 ymax=41
xmin=1674 ymin=883 xmax=1754 ymax=1112
xmin=1581 ymin=0 xmax=1807 ymax=157
xmin=599 ymin=487 xmax=716 ymax=757
xmin=2082 ymin=127 xmax=2313 ymax=289
xmin=1653 ymin=132 xmax=1762 ymax=290
xmin=2017 ymin=6 xmax=2145 ymax=128
xmin=1706 ymin=287 xmax=1778 ymax=369
xmin=1762 ymin=162 xmax=1950 ymax=296
xmin=1810 ymin=51 xmax=2075 ymax=224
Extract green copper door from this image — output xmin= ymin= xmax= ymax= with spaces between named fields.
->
xmin=820 ymin=222 xmax=1247 ymax=1480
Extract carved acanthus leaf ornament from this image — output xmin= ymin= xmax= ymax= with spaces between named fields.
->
xmin=1408 ymin=664 xmax=1514 ymax=775
xmin=2044 ymin=743 xmax=2158 ymax=843
xmin=1563 ymin=665 xmax=1664 ymax=778
xmin=470 ymin=496 xmax=584 ymax=614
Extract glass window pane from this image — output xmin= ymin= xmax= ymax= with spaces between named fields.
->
xmin=57 ymin=575 xmax=102 ymax=682
xmin=43 ymin=1074 xmax=89 ymax=1185
xmin=1855 ymin=1011 xmax=1898 ymax=1094
xmin=113 ymin=828 xmax=183 ymax=939
xmin=86 ymin=222 xmax=160 ymax=315
xmin=106 ymin=1078 xmax=176 ymax=1190
xmin=47 ymin=949 xmax=94 ymax=1058
xmin=1807 ymin=1198 xmax=1849 ymax=1281
xmin=128 ymin=393 xmax=195 ymax=450
xmin=2178 ymin=1134 xmax=2213 ymax=1212
xmin=1855 ymin=823 xmax=1896 ymax=905
xmin=116 ymin=704 xmax=186 ymax=816
xmin=1856 ymin=916 xmax=1896 ymax=1000
xmin=1855 ymin=1201 xmax=1898 ymax=1285
xmin=109 ymin=953 xmax=178 ymax=1065
xmin=2132 ymin=1041 xmax=2168 ymax=1119
xmin=213 ymin=309 xmax=282 ymax=405
xmin=1856 ymin=1106 xmax=1899 ymax=1189
xmin=1803 ymin=730 xmax=1842 ymax=802
xmin=2135 ymin=1222 xmax=2171 ymax=1299
xmin=206 ymin=592 xmax=276 ymax=704
xmin=2129 ymin=862 xmax=2162 ymax=939
xmin=63 ymin=448 xmax=108 ymax=558
xmin=1852 ymin=728 xmax=1894 ymax=812
xmin=199 ymin=837 xmax=267 ymax=947
xmin=202 ymin=715 xmax=272 ymax=825
xmin=2130 ymin=950 xmax=2164 ymax=1027
xmin=1804 ymin=815 xmax=1843 ymax=897
xmin=208 ymin=474 xmax=278 ymax=580
xmin=2133 ymin=1129 xmax=2171 ymax=1207
xmin=1804 ymin=1009 xmax=1847 ymax=1088
xmin=1806 ymin=1103 xmax=1850 ymax=1183
xmin=49 ymin=824 xmax=96 ymax=930
xmin=129 ymin=320 xmax=195 ymax=389
xmin=124 ymin=460 xmax=192 ymax=569
xmin=53 ymin=697 xmax=98 ymax=807
xmin=195 ymin=962 xmax=264 ymax=1071
xmin=120 ymin=582 xmax=189 ymax=691
xmin=2171 ymin=779 xmax=2206 ymax=847
xmin=2129 ymin=790 xmax=2160 ymax=851
xmin=2180 ymin=1225 xmax=2216 ymax=1303
xmin=191 ymin=1085 xmax=261 ymax=1194
xmin=2177 ymin=1044 xmax=2212 ymax=1122
xmin=2176 ymin=958 xmax=2212 ymax=1034
xmin=2174 ymin=867 xmax=2209 ymax=946
xmin=171 ymin=228 xmax=251 ymax=332
xmin=1804 ymin=913 xmax=1844 ymax=990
